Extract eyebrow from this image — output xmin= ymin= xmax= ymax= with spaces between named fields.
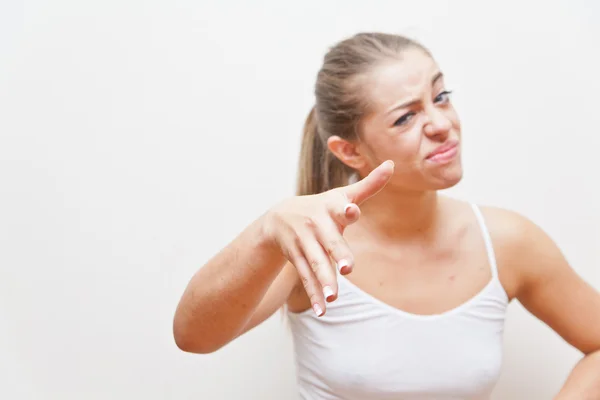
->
xmin=386 ymin=71 xmax=444 ymax=115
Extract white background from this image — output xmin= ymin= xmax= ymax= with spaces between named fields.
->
xmin=1 ymin=1 xmax=599 ymax=399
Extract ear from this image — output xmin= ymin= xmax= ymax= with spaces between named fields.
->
xmin=327 ymin=136 xmax=366 ymax=170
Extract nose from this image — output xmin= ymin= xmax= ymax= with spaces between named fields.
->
xmin=423 ymin=107 xmax=452 ymax=139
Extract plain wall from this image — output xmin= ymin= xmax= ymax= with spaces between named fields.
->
xmin=1 ymin=0 xmax=599 ymax=399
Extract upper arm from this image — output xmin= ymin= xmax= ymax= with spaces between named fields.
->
xmin=237 ymin=262 xmax=299 ymax=336
xmin=501 ymin=210 xmax=600 ymax=355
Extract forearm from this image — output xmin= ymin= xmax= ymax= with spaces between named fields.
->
xmin=555 ymin=350 xmax=600 ymax=400
xmin=173 ymin=214 xmax=286 ymax=353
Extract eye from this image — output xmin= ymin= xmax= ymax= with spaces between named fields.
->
xmin=393 ymin=112 xmax=415 ymax=127
xmin=435 ymin=90 xmax=453 ymax=104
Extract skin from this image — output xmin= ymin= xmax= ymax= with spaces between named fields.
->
xmin=173 ymin=48 xmax=600 ymax=398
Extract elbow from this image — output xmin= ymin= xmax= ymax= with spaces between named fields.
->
xmin=172 ymin=329 xmax=196 ymax=353
xmin=174 ymin=339 xmax=216 ymax=355
xmin=172 ymin=319 xmax=221 ymax=354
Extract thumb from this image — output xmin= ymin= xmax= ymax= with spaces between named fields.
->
xmin=342 ymin=160 xmax=394 ymax=205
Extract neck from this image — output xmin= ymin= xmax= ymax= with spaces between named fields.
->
xmin=356 ymin=187 xmax=441 ymax=241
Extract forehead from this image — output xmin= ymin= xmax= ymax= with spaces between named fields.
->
xmin=363 ymin=49 xmax=440 ymax=110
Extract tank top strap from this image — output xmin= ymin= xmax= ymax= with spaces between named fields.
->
xmin=470 ymin=203 xmax=499 ymax=279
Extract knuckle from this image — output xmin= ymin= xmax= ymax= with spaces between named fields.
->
xmin=269 ymin=208 xmax=286 ymax=226
xmin=282 ymin=247 xmax=295 ymax=261
xmin=291 ymin=235 xmax=303 ymax=250
xmin=303 ymin=216 xmax=317 ymax=228
xmin=309 ymin=259 xmax=321 ymax=274
xmin=286 ymin=247 xmax=302 ymax=263
xmin=325 ymin=238 xmax=342 ymax=255
xmin=300 ymin=275 xmax=311 ymax=290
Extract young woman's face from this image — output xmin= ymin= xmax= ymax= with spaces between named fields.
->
xmin=356 ymin=48 xmax=463 ymax=192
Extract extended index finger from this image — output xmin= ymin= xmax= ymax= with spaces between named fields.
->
xmin=342 ymin=160 xmax=394 ymax=205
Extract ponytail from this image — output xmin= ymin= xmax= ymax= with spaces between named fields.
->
xmin=296 ymin=107 xmax=352 ymax=196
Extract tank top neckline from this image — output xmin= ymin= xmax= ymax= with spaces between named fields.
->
xmin=287 ymin=203 xmax=509 ymax=320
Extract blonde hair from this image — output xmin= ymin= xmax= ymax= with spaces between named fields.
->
xmin=296 ymin=32 xmax=431 ymax=195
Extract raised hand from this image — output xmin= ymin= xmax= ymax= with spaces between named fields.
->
xmin=263 ymin=160 xmax=395 ymax=316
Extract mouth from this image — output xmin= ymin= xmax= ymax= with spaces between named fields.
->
xmin=426 ymin=141 xmax=459 ymax=163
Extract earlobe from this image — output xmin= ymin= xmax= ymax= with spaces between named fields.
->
xmin=326 ymin=136 xmax=366 ymax=170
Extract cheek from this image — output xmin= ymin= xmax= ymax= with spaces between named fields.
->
xmin=374 ymin=134 xmax=424 ymax=175
xmin=387 ymin=131 xmax=423 ymax=160
xmin=361 ymin=126 xmax=423 ymax=166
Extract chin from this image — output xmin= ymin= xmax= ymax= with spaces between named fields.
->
xmin=431 ymin=165 xmax=464 ymax=190
xmin=435 ymin=176 xmax=462 ymax=190
xmin=390 ymin=162 xmax=464 ymax=191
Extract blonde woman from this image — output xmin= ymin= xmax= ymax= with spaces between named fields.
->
xmin=173 ymin=32 xmax=600 ymax=399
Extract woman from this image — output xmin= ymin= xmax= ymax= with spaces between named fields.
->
xmin=173 ymin=32 xmax=600 ymax=399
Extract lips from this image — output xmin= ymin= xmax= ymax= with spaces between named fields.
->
xmin=426 ymin=141 xmax=459 ymax=162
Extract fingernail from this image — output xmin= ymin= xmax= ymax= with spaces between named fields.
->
xmin=337 ymin=259 xmax=350 ymax=274
xmin=323 ymin=286 xmax=334 ymax=301
xmin=313 ymin=303 xmax=324 ymax=317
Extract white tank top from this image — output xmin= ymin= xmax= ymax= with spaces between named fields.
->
xmin=286 ymin=204 xmax=509 ymax=400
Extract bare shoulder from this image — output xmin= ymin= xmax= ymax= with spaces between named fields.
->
xmin=443 ymin=197 xmax=542 ymax=249
xmin=476 ymin=204 xmax=600 ymax=354
xmin=477 ymin=205 xmax=540 ymax=242
xmin=476 ymin=204 xmax=568 ymax=298
xmin=476 ymin=204 xmax=556 ymax=256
